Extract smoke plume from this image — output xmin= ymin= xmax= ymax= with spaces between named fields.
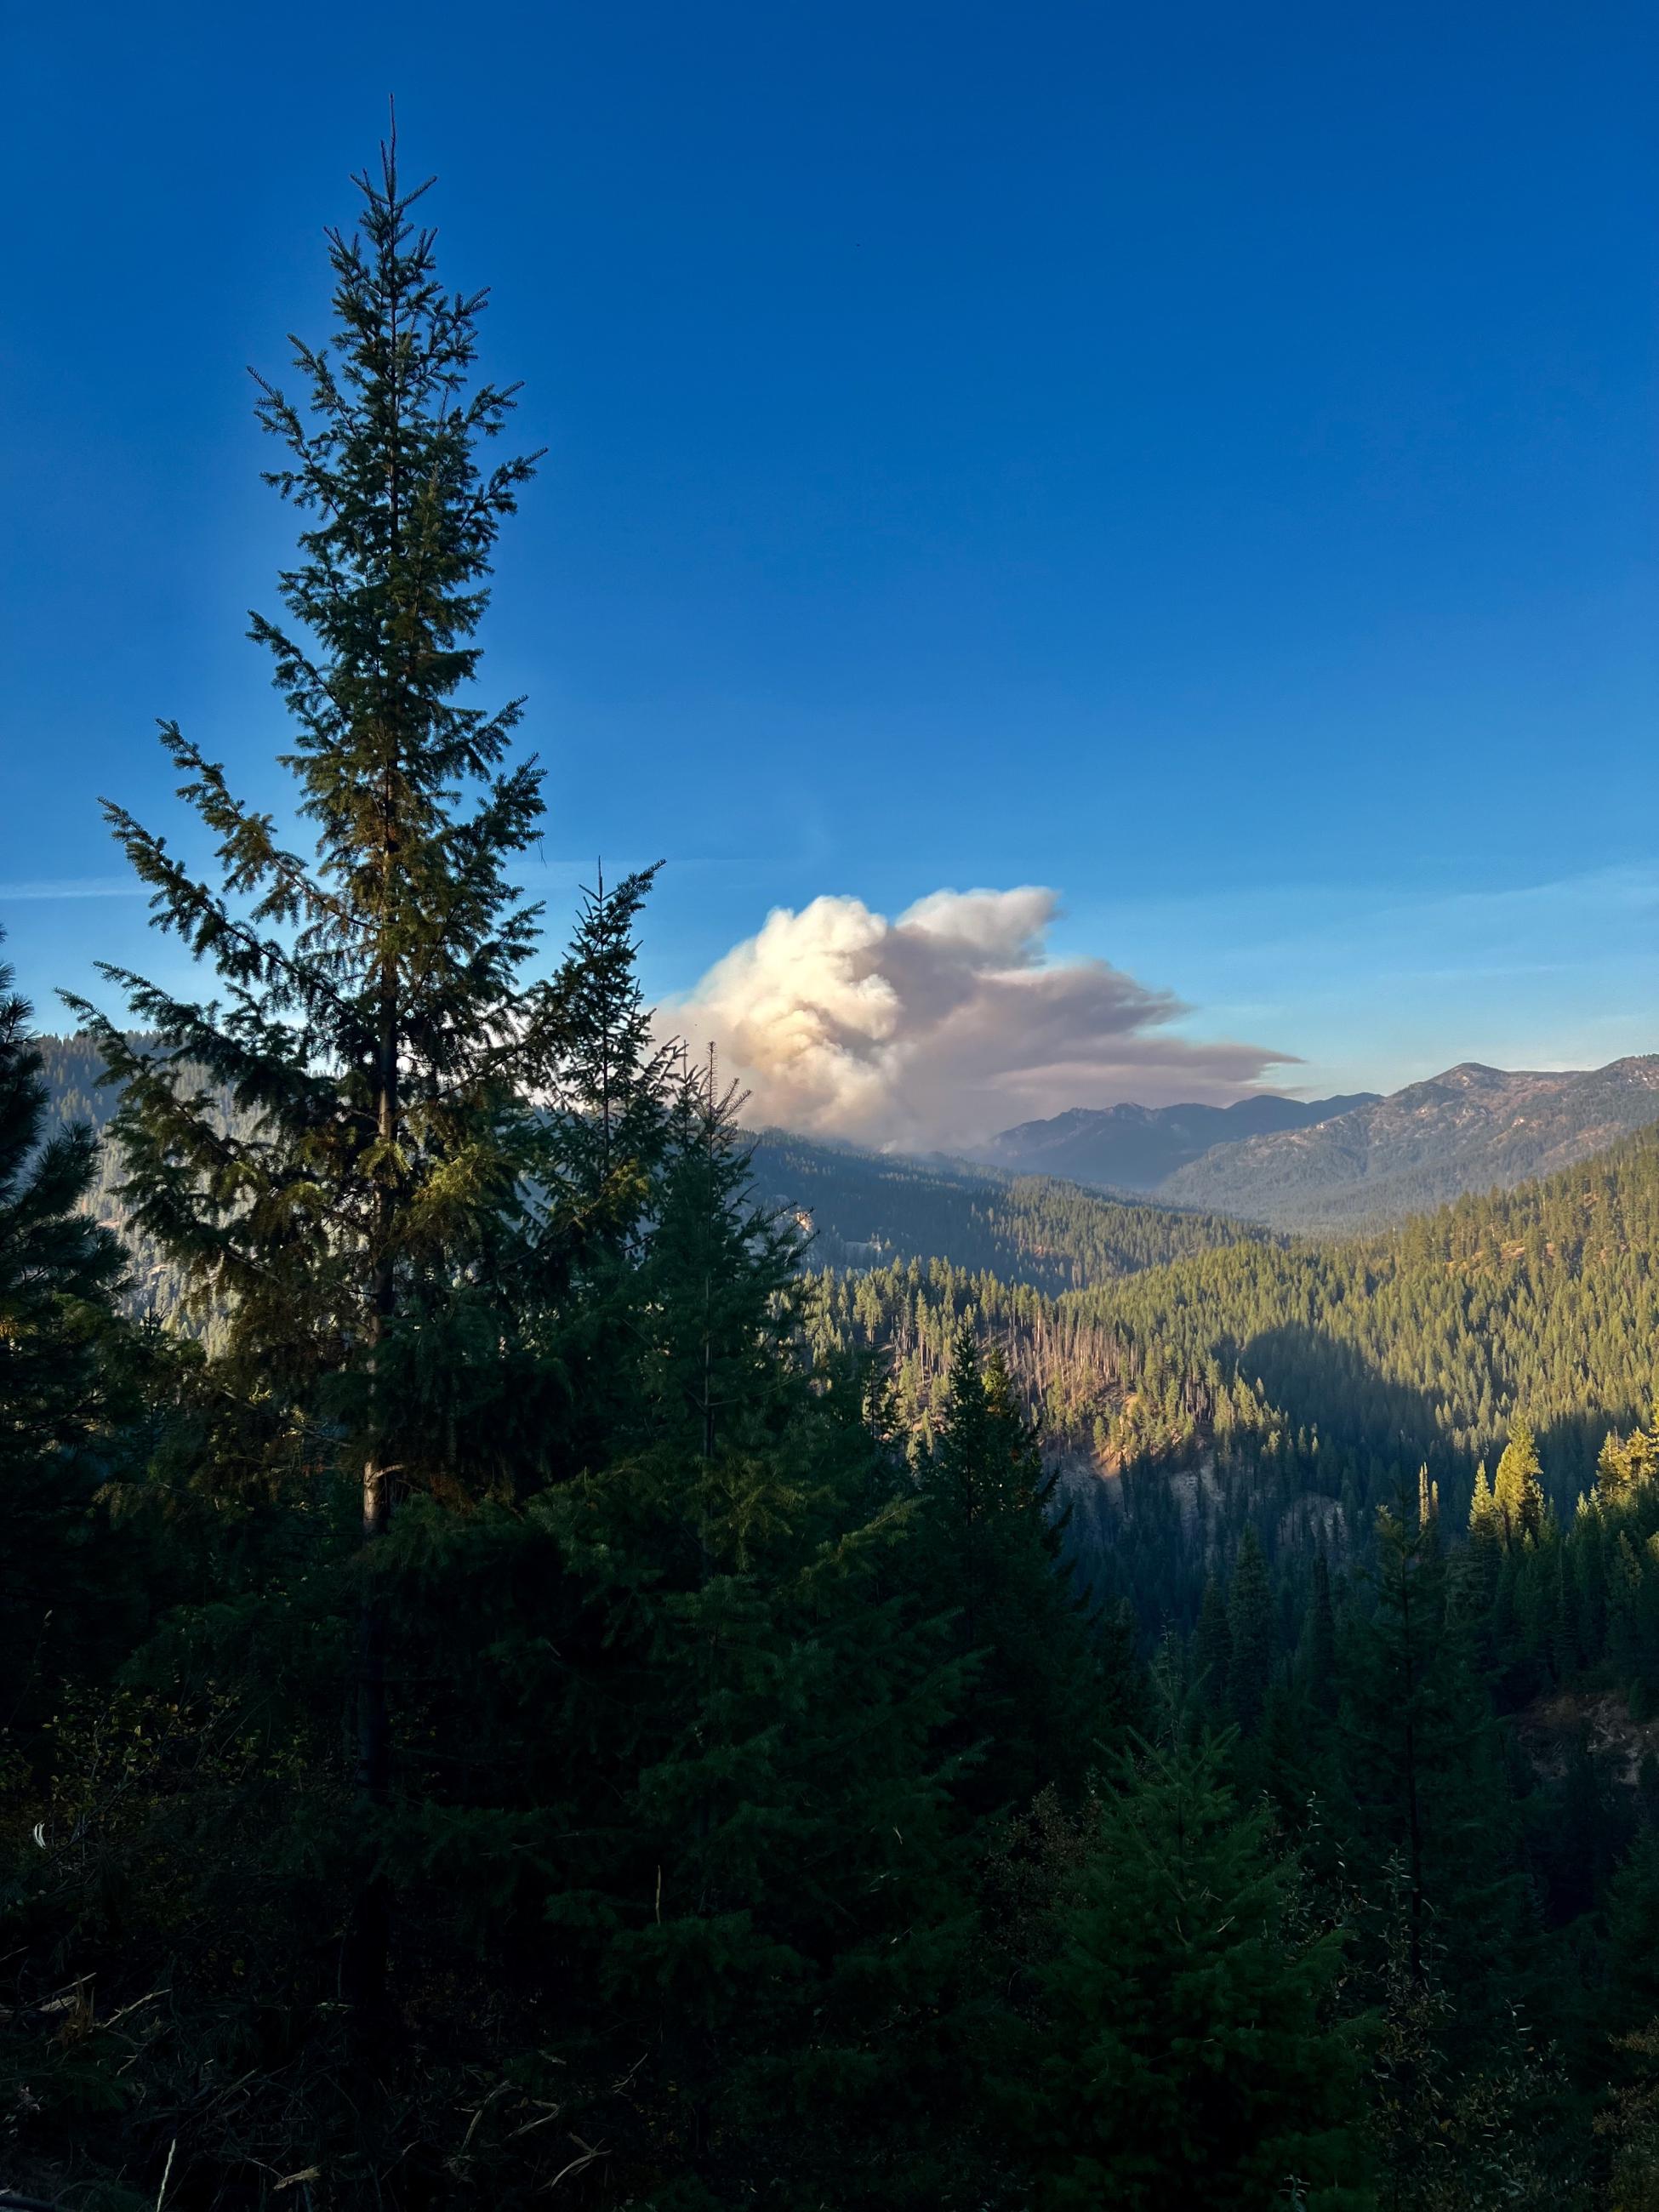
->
xmin=661 ymin=886 xmax=1296 ymax=1150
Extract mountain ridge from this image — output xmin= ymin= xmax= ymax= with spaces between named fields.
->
xmin=972 ymin=1091 xmax=1377 ymax=1190
xmin=31 ymin=1033 xmax=1263 ymax=1314
xmin=1160 ymin=1054 xmax=1659 ymax=1226
xmin=974 ymin=1055 xmax=1659 ymax=1229
xmin=42 ymin=1029 xmax=1659 ymax=1250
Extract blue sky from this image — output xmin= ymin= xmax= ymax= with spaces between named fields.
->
xmin=2 ymin=0 xmax=1654 ymax=1125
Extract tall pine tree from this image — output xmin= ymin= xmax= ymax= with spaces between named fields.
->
xmin=915 ymin=1324 xmax=1101 ymax=1811
xmin=65 ymin=132 xmax=549 ymax=2025
xmin=1008 ymin=1728 xmax=1373 ymax=2209
xmin=1227 ymin=1524 xmax=1275 ymax=1735
xmin=1342 ymin=1494 xmax=1528 ymax=2057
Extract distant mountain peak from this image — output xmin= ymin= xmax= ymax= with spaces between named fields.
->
xmin=1158 ymin=1053 xmax=1659 ymax=1228
xmin=976 ymin=1056 xmax=1659 ymax=1229
xmin=976 ymin=1090 xmax=1380 ymax=1193
xmin=1435 ymin=1061 xmax=1508 ymax=1084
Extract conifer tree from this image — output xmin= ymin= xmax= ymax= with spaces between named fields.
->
xmin=1343 ymin=1495 xmax=1526 ymax=2050
xmin=1610 ymin=1529 xmax=1651 ymax=1692
xmin=1468 ymin=1459 xmax=1498 ymax=1543
xmin=1492 ymin=1415 xmax=1549 ymax=1548
xmin=1299 ymin=1548 xmax=1338 ymax=1719
xmin=1465 ymin=1460 xmax=1504 ymax=1645
xmin=1194 ymin=1571 xmax=1233 ymax=1723
xmin=543 ymin=864 xmax=673 ymax=1245
xmin=1568 ymin=1496 xmax=1608 ymax=1668
xmin=1599 ymin=1423 xmax=1659 ymax=1502
xmin=64 ymin=134 xmax=549 ymax=2022
xmin=916 ymin=1325 xmax=1100 ymax=1810
xmin=1607 ymin=1827 xmax=1659 ymax=2038
xmin=1095 ymin=1595 xmax=1147 ymax=1748
xmin=1227 ymin=1524 xmax=1275 ymax=1735
xmin=1011 ymin=1729 xmax=1373 ymax=2209
xmin=1533 ymin=1724 xmax=1628 ymax=1924
xmin=0 ymin=946 xmax=132 ymax=1724
xmin=514 ymin=1061 xmax=983 ymax=2203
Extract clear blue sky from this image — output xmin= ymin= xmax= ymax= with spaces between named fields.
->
xmin=2 ymin=0 xmax=1655 ymax=1107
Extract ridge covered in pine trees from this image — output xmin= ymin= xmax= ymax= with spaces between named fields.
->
xmin=34 ymin=1035 xmax=1268 ymax=1303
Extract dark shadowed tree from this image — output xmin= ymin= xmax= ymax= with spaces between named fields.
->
xmin=66 ymin=132 xmax=549 ymax=2026
xmin=1008 ymin=1726 xmax=1373 ymax=2210
xmin=0 ymin=942 xmax=134 ymax=1729
xmin=1228 ymin=1524 xmax=1275 ymax=1734
xmin=916 ymin=1324 xmax=1103 ymax=1811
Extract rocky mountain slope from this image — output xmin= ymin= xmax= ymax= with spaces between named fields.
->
xmin=972 ymin=1091 xmax=1376 ymax=1190
xmin=1158 ymin=1056 xmax=1659 ymax=1227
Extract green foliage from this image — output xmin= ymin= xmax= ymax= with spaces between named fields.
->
xmin=1006 ymin=1729 xmax=1374 ymax=2210
xmin=0 ymin=947 xmax=143 ymax=1732
xmin=913 ymin=1327 xmax=1103 ymax=1812
xmin=1194 ymin=1572 xmax=1234 ymax=1721
xmin=1228 ymin=1524 xmax=1276 ymax=1734
xmin=61 ymin=134 xmax=550 ymax=1458
xmin=14 ymin=127 xmax=1659 ymax=2212
xmin=1342 ymin=1499 xmax=1527 ymax=2037
xmin=752 ymin=1130 xmax=1262 ymax=1288
xmin=1494 ymin=1417 xmax=1551 ymax=1549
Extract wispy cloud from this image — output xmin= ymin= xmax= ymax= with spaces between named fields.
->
xmin=1069 ymin=860 xmax=1659 ymax=1099
xmin=0 ymin=876 xmax=143 ymax=901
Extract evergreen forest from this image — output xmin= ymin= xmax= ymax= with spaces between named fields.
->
xmin=11 ymin=146 xmax=1659 ymax=2212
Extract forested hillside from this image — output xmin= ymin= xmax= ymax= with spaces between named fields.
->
xmin=1095 ymin=1117 xmax=1659 ymax=1499
xmin=13 ymin=145 xmax=1659 ymax=2212
xmin=37 ymin=1044 xmax=1263 ymax=1303
xmin=724 ymin=1130 xmax=1261 ymax=1284
xmin=803 ymin=1127 xmax=1659 ymax=1624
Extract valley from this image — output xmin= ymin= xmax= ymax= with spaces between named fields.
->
xmin=47 ymin=1029 xmax=1659 ymax=1628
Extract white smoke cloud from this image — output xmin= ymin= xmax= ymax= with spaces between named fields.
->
xmin=661 ymin=886 xmax=1297 ymax=1151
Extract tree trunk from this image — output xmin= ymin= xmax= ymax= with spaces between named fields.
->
xmin=346 ymin=160 xmax=404 ymax=2028
xmin=1400 ymin=1548 xmax=1424 ymax=1986
xmin=345 ymin=955 xmax=399 ymax=2023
